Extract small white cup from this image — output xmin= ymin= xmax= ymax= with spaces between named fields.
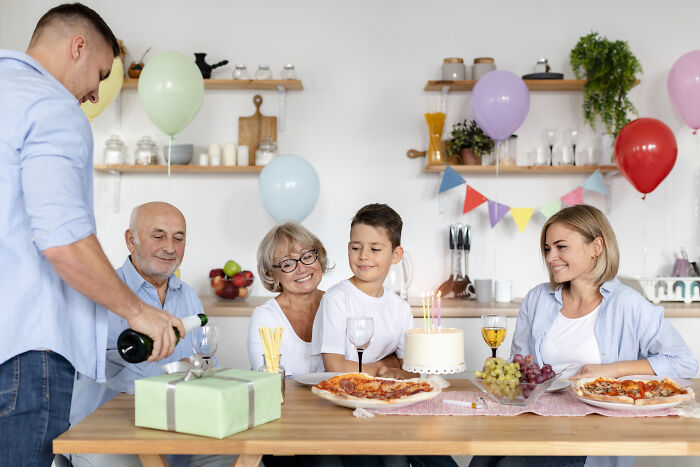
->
xmin=474 ymin=279 xmax=493 ymax=303
xmin=198 ymin=153 xmax=209 ymax=166
xmin=495 ymin=280 xmax=512 ymax=303
xmin=237 ymin=145 xmax=249 ymax=166
xmin=223 ymin=143 xmax=237 ymax=166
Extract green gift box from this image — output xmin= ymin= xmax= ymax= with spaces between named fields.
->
xmin=135 ymin=368 xmax=281 ymax=439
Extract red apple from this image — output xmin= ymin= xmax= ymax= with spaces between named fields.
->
xmin=242 ymin=270 xmax=254 ymax=286
xmin=221 ymin=282 xmax=239 ymax=299
xmin=231 ymin=272 xmax=246 ymax=287
xmin=209 ymin=268 xmax=224 ymax=278
xmin=211 ymin=275 xmax=226 ymax=292
xmin=238 ymin=286 xmax=248 ymax=298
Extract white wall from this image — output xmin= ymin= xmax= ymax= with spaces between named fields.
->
xmin=3 ymin=0 xmax=700 ymax=301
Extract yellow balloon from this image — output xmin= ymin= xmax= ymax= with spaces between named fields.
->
xmin=81 ymin=57 xmax=124 ymax=119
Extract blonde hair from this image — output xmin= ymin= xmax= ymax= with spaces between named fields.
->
xmin=540 ymin=204 xmax=619 ymax=289
xmin=257 ymin=222 xmax=330 ymax=292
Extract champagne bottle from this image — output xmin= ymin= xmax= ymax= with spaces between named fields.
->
xmin=117 ymin=313 xmax=208 ymax=363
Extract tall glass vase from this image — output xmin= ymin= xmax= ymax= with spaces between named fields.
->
xmin=424 ymin=112 xmax=446 ymax=165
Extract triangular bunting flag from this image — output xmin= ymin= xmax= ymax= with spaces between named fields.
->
xmin=488 ymin=200 xmax=510 ymax=228
xmin=439 ymin=165 xmax=466 ymax=193
xmin=538 ymin=200 xmax=562 ymax=219
xmin=510 ymin=207 xmax=535 ymax=233
xmin=463 ymin=185 xmax=488 ymax=214
xmin=581 ymin=169 xmax=608 ymax=195
xmin=561 ymin=187 xmax=584 ymax=206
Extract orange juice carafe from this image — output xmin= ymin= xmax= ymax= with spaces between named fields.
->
xmin=424 ymin=112 xmax=446 ymax=165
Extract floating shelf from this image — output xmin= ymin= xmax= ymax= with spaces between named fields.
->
xmin=424 ymin=79 xmax=640 ymax=92
xmin=93 ymin=164 xmax=264 ymax=174
xmin=122 ymin=78 xmax=303 ymax=91
xmin=422 ymin=164 xmax=618 ymax=174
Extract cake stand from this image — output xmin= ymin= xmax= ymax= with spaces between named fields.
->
xmin=402 ymin=362 xmax=466 ymax=388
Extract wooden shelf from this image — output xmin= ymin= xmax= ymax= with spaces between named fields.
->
xmin=93 ymin=164 xmax=263 ymax=173
xmin=122 ymin=78 xmax=303 ymax=91
xmin=424 ymin=79 xmax=640 ymax=92
xmin=422 ymin=164 xmax=618 ymax=174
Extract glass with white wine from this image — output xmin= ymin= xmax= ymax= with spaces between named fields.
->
xmin=481 ymin=314 xmax=506 ymax=358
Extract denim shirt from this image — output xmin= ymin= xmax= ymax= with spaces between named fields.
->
xmin=0 ymin=50 xmax=106 ymax=379
xmin=511 ymin=278 xmax=698 ymax=379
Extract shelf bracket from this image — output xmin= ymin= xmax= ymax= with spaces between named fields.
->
xmin=107 ymin=169 xmax=121 ymax=213
xmin=278 ymin=85 xmax=287 ymax=132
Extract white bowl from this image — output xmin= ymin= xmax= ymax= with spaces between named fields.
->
xmin=162 ymin=144 xmax=193 ymax=165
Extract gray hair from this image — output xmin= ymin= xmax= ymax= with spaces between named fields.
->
xmin=257 ymin=222 xmax=330 ymax=292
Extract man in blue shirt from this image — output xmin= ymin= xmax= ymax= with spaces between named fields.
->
xmin=69 ymin=202 xmax=236 ymax=467
xmin=0 ymin=5 xmax=183 ymax=466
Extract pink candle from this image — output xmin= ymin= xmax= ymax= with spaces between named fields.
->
xmin=437 ymin=290 xmax=441 ymax=328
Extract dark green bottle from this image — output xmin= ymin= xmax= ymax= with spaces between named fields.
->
xmin=117 ymin=313 xmax=208 ymax=363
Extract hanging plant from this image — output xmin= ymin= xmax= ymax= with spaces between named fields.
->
xmin=569 ymin=32 xmax=642 ymax=138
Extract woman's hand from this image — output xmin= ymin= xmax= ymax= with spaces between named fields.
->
xmin=376 ymin=366 xmax=418 ymax=380
xmin=569 ymin=363 xmax=621 ymax=380
xmin=569 ymin=359 xmax=655 ymax=380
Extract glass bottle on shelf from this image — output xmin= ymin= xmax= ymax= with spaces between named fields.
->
xmin=103 ymin=135 xmax=127 ymax=165
xmin=232 ymin=64 xmax=249 ymax=80
xmin=255 ymin=64 xmax=272 ymax=80
xmin=134 ymin=136 xmax=159 ymax=165
xmin=280 ymin=64 xmax=297 ymax=80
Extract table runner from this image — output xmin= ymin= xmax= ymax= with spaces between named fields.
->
xmin=365 ymin=390 xmax=700 ymax=418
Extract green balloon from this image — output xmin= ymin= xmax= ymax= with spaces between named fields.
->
xmin=138 ymin=51 xmax=204 ymax=136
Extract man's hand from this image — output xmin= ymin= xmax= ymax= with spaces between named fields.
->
xmin=126 ymin=304 xmax=185 ymax=362
xmin=569 ymin=360 xmax=654 ymax=381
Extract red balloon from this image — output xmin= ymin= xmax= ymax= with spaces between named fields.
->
xmin=614 ymin=118 xmax=677 ymax=196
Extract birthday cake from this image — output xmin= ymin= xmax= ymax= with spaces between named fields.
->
xmin=402 ymin=328 xmax=466 ymax=374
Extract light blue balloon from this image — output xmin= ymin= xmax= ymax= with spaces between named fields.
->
xmin=258 ymin=154 xmax=320 ymax=223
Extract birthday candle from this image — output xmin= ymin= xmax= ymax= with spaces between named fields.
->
xmin=437 ymin=290 xmax=442 ymax=328
xmin=431 ymin=291 xmax=435 ymax=330
xmin=422 ymin=293 xmax=427 ymax=331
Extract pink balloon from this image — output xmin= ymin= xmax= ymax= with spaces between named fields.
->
xmin=668 ymin=50 xmax=700 ymax=132
xmin=471 ymin=70 xmax=530 ymax=141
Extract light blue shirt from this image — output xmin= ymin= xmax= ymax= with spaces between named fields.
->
xmin=69 ymin=257 xmax=202 ymax=426
xmin=0 ymin=50 xmax=108 ymax=380
xmin=511 ymin=278 xmax=698 ymax=379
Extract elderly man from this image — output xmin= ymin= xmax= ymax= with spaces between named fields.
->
xmin=69 ymin=202 xmax=236 ymax=467
xmin=0 ymin=5 xmax=181 ymax=466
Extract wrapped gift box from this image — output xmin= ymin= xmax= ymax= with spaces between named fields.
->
xmin=135 ymin=368 xmax=281 ymax=438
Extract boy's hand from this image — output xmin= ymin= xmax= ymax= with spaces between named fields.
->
xmin=376 ymin=366 xmax=419 ymax=380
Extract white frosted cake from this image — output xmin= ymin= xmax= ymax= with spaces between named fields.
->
xmin=402 ymin=328 xmax=466 ymax=374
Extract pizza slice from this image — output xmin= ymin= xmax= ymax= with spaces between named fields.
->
xmin=312 ymin=372 xmax=439 ymax=406
xmin=634 ymin=378 xmax=695 ymax=406
xmin=576 ymin=377 xmax=634 ymax=404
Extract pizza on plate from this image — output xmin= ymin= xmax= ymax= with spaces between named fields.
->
xmin=311 ymin=372 xmax=439 ymax=407
xmin=575 ymin=376 xmax=695 ymax=406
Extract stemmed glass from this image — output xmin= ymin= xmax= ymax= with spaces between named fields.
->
xmin=481 ymin=314 xmax=506 ymax=359
xmin=567 ymin=128 xmax=579 ymax=165
xmin=347 ymin=317 xmax=374 ymax=373
xmin=542 ymin=129 xmax=556 ymax=165
xmin=192 ymin=324 xmax=220 ymax=364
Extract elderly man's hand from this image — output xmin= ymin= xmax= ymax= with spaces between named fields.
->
xmin=127 ymin=305 xmax=185 ymax=362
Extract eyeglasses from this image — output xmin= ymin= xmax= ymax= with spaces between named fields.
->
xmin=272 ymin=249 xmax=318 ymax=273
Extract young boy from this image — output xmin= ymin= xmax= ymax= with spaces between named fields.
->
xmin=311 ymin=203 xmax=415 ymax=378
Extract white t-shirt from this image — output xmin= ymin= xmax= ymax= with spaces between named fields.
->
xmin=540 ymin=305 xmax=602 ymax=378
xmin=311 ymin=279 xmax=413 ymax=366
xmin=247 ymin=298 xmax=324 ymax=377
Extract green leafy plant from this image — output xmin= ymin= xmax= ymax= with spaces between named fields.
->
xmin=446 ymin=120 xmax=494 ymax=157
xmin=569 ymin=32 xmax=642 ymax=138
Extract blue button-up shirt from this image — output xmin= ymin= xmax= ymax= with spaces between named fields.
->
xmin=0 ymin=50 xmax=107 ymax=379
xmin=69 ymin=256 xmax=203 ymax=426
xmin=511 ymin=278 xmax=698 ymax=378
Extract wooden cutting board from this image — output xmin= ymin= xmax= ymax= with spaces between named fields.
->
xmin=238 ymin=95 xmax=277 ymax=165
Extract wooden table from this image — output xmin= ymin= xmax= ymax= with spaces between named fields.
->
xmin=54 ymin=380 xmax=700 ymax=466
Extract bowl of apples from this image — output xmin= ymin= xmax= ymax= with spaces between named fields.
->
xmin=209 ymin=259 xmax=254 ymax=300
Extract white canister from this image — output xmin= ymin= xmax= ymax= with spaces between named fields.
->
xmin=473 ymin=57 xmax=496 ymax=81
xmin=495 ymin=280 xmax=512 ymax=303
xmin=237 ymin=145 xmax=249 ymax=166
xmin=223 ymin=143 xmax=237 ymax=166
xmin=198 ymin=153 xmax=209 ymax=166
xmin=441 ymin=57 xmax=467 ymax=80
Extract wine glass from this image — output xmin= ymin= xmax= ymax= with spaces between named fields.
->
xmin=566 ymin=128 xmax=579 ymax=165
xmin=542 ymin=129 xmax=556 ymax=165
xmin=192 ymin=324 xmax=220 ymax=363
xmin=481 ymin=314 xmax=506 ymax=358
xmin=347 ymin=317 xmax=374 ymax=373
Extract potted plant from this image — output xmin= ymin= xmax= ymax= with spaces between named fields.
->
xmin=446 ymin=120 xmax=495 ymax=165
xmin=569 ymin=32 xmax=642 ymax=139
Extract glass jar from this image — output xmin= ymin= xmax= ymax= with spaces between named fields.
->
xmin=134 ymin=136 xmax=158 ymax=165
xmin=255 ymin=137 xmax=277 ymax=166
xmin=441 ymin=57 xmax=466 ymax=81
xmin=232 ymin=64 xmax=249 ymax=80
xmin=280 ymin=64 xmax=297 ymax=80
xmin=534 ymin=58 xmax=550 ymax=74
xmin=258 ymin=354 xmax=285 ymax=401
xmin=472 ymin=57 xmax=496 ymax=81
xmin=103 ymin=134 xmax=126 ymax=165
xmin=255 ymin=64 xmax=272 ymax=80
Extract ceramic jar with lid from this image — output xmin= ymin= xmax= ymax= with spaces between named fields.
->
xmin=134 ymin=136 xmax=158 ymax=165
xmin=441 ymin=57 xmax=467 ymax=80
xmin=472 ymin=57 xmax=496 ymax=81
xmin=255 ymin=137 xmax=277 ymax=166
xmin=280 ymin=64 xmax=297 ymax=80
xmin=103 ymin=135 xmax=127 ymax=165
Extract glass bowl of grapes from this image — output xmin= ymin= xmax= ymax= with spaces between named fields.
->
xmin=470 ymin=354 xmax=559 ymax=406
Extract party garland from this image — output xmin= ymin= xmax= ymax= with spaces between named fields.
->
xmin=438 ymin=165 xmax=609 ymax=232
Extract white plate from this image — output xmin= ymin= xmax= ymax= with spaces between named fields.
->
xmin=293 ymin=372 xmax=343 ymax=386
xmin=546 ymin=380 xmax=571 ymax=393
xmin=311 ymin=377 xmax=441 ymax=409
xmin=620 ymin=375 xmax=692 ymax=387
xmin=572 ymin=390 xmax=686 ymax=412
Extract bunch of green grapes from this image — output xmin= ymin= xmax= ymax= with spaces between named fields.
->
xmin=474 ymin=357 xmax=521 ymax=382
xmin=485 ymin=380 xmax=523 ymax=399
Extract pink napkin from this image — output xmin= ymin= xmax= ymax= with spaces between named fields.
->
xmin=367 ymin=390 xmax=679 ymax=417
